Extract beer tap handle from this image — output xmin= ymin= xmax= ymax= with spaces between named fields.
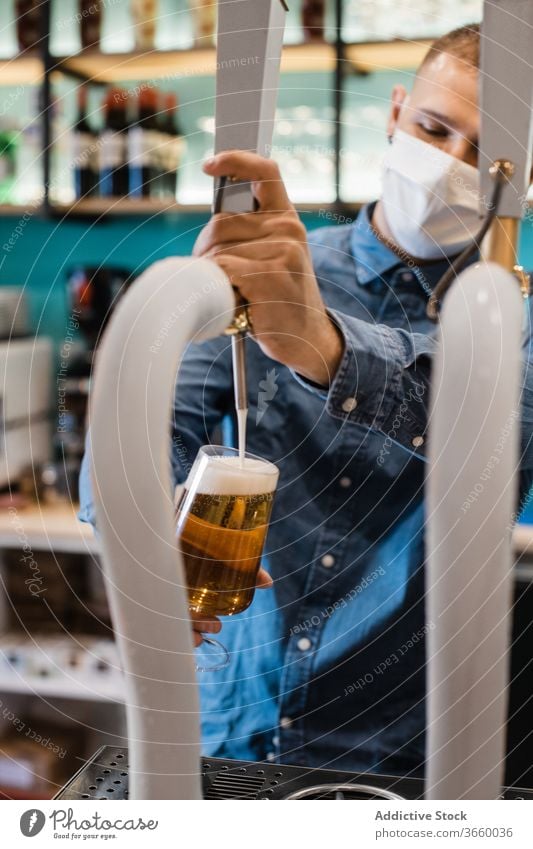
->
xmin=213 ymin=0 xmax=288 ymax=431
xmin=213 ymin=0 xmax=287 ymax=332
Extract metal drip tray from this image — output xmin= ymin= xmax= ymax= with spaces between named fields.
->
xmin=55 ymin=746 xmax=533 ymax=801
xmin=284 ymin=783 xmax=404 ymax=800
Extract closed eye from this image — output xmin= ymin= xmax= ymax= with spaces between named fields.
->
xmin=418 ymin=122 xmax=449 ymax=138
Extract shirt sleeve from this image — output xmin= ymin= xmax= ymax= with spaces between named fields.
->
xmin=77 ymin=429 xmax=97 ymax=528
xmin=78 ymin=335 xmax=233 ymax=529
xmin=516 ymin=295 xmax=533 ymax=514
xmin=295 ymin=298 xmax=533 ymax=516
xmin=293 ymin=307 xmax=433 ymax=461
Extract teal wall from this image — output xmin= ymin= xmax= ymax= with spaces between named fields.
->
xmin=0 ymin=210 xmax=532 ymax=345
xmin=0 ymin=209 xmax=327 ymax=343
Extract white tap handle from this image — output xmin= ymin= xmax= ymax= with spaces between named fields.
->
xmin=214 ymin=0 xmax=287 ymax=213
xmin=479 ymin=0 xmax=533 ymax=218
xmin=426 ymin=262 xmax=523 ymax=799
xmin=89 ymin=257 xmax=235 ymax=799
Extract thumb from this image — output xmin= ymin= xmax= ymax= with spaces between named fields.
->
xmin=256 ymin=567 xmax=274 ymax=589
xmin=203 ymin=151 xmax=292 ymax=213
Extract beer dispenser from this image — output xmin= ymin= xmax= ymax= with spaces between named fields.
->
xmin=425 ymin=0 xmax=533 ymax=800
xmin=57 ymin=0 xmax=533 ymax=800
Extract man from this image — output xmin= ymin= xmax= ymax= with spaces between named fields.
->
xmin=79 ymin=24 xmax=533 ymax=777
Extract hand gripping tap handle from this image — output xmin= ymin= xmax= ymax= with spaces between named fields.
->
xmin=212 ymin=0 xmax=288 ymax=412
xmin=212 ymin=175 xmax=255 ymax=415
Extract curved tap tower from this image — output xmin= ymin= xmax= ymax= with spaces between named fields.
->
xmin=425 ymin=262 xmax=523 ymax=799
xmin=89 ymin=257 xmax=235 ymax=799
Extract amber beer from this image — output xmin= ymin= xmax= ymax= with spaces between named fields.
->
xmin=176 ymin=451 xmax=278 ymax=617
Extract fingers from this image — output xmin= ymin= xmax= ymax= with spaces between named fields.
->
xmin=204 ymin=241 xmax=283 ymax=262
xmin=214 ymin=253 xmax=309 ymax=307
xmin=190 ymin=612 xmax=221 ymax=648
xmin=203 ymin=151 xmax=292 ymax=212
xmin=213 ymin=254 xmax=266 ymax=307
xmin=257 ymin=567 xmax=274 ymax=589
xmin=193 ymin=212 xmax=265 ymax=256
xmin=191 ymin=613 xmax=221 ymax=632
xmin=192 ymin=624 xmax=220 ymax=647
xmin=194 ymin=210 xmax=301 ymax=254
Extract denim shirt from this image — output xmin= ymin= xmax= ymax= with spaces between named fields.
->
xmin=78 ymin=204 xmax=533 ymax=778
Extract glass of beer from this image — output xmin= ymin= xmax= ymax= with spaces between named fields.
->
xmin=175 ymin=445 xmax=279 ymax=671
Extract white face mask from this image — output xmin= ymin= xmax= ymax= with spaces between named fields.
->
xmin=380 ymin=129 xmax=482 ymax=261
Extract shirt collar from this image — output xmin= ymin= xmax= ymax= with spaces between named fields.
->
xmin=350 ymin=202 xmax=457 ymax=293
xmin=350 ymin=202 xmax=401 ymax=285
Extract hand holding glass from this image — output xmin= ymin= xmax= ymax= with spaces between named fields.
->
xmin=175 ymin=445 xmax=279 ymax=670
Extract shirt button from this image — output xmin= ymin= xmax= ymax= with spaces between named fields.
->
xmin=321 ymin=554 xmax=335 ymax=568
xmin=339 ymin=476 xmax=351 ymax=488
xmin=272 ymin=735 xmax=280 ymax=746
xmin=342 ymin=396 xmax=357 ymax=413
xmin=280 ymin=716 xmax=292 ymax=729
xmin=266 ymin=752 xmax=276 ymax=761
xmin=297 ymin=637 xmax=312 ymax=652
xmin=412 ymin=435 xmax=424 ymax=448
xmin=402 ymin=271 xmax=414 ymax=282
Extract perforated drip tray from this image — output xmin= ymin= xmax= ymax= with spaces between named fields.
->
xmin=55 ymin=746 xmax=533 ymax=801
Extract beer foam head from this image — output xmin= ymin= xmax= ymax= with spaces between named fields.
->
xmin=194 ymin=455 xmax=278 ymax=496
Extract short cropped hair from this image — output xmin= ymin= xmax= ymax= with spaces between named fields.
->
xmin=418 ymin=23 xmax=480 ymax=73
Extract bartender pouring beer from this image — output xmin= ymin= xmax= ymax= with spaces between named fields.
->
xmin=80 ymin=24 xmax=533 ymax=777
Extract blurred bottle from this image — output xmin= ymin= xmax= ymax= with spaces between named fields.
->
xmin=99 ymin=89 xmax=130 ymax=198
xmin=15 ymin=0 xmax=41 ymax=51
xmin=79 ymin=0 xmax=102 ymax=49
xmin=14 ymin=88 xmax=43 ymax=205
xmin=0 ymin=131 xmax=17 ymax=204
xmin=188 ymin=0 xmax=216 ymax=48
xmin=50 ymin=94 xmax=76 ymax=204
xmin=301 ymin=0 xmax=325 ymax=42
xmin=128 ymin=87 xmax=160 ymax=198
xmin=73 ymin=86 xmax=97 ymax=199
xmin=155 ymin=92 xmax=184 ymax=199
xmin=131 ymin=0 xmax=159 ymax=50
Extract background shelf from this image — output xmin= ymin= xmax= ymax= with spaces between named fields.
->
xmin=0 ymin=53 xmax=43 ymax=85
xmin=54 ymin=42 xmax=337 ymax=83
xmin=345 ymin=38 xmax=433 ymax=72
xmin=0 ymin=39 xmax=435 ymax=87
xmin=0 ymin=671 xmax=123 ymax=703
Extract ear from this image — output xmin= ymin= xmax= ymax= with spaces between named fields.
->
xmin=386 ymin=84 xmax=408 ymax=140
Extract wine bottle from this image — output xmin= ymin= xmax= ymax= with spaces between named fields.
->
xmin=99 ymin=89 xmax=130 ymax=198
xmin=188 ymin=0 xmax=216 ymax=48
xmin=131 ymin=0 xmax=159 ymax=50
xmin=301 ymin=0 xmax=325 ymax=43
xmin=79 ymin=0 xmax=102 ymax=50
xmin=15 ymin=0 xmax=40 ymax=51
xmin=73 ymin=86 xmax=97 ymax=199
xmin=160 ymin=93 xmax=184 ymax=199
xmin=128 ymin=87 xmax=160 ymax=198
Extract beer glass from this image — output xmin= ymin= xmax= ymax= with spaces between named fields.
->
xmin=175 ymin=445 xmax=279 ymax=670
